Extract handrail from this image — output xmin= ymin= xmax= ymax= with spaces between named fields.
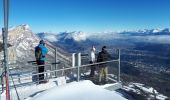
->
xmin=7 ymin=59 xmax=119 ymax=81
xmin=0 ymin=49 xmax=121 ymax=94
xmin=0 ymin=59 xmax=118 ymax=88
xmin=80 ymin=59 xmax=119 ymax=68
xmin=8 ymin=62 xmax=61 ymax=70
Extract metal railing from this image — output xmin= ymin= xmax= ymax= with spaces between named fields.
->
xmin=0 ymin=49 xmax=121 ymax=92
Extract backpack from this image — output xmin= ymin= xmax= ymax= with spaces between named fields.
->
xmin=35 ymin=46 xmax=42 ymax=60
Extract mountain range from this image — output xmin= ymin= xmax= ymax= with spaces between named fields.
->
xmin=36 ymin=27 xmax=170 ymax=98
xmin=0 ymin=24 xmax=169 ymax=99
xmin=37 ymin=28 xmax=170 ymax=52
xmin=1 ymin=25 xmax=170 ymax=61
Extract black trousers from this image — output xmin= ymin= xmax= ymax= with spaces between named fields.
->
xmin=37 ymin=60 xmax=45 ymax=81
xmin=90 ymin=61 xmax=96 ymax=77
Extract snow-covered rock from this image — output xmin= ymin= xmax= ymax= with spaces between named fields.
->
xmin=36 ymin=32 xmax=58 ymax=42
xmin=37 ymin=31 xmax=87 ymax=42
xmin=123 ymin=82 xmax=168 ymax=100
xmin=1 ymin=24 xmax=70 ymax=64
xmin=6 ymin=25 xmax=39 ymax=62
xmin=152 ymin=29 xmax=161 ymax=33
xmin=60 ymin=31 xmax=87 ymax=42
xmin=0 ymin=25 xmax=40 ymax=63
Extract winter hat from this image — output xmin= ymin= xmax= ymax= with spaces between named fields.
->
xmin=102 ymin=46 xmax=106 ymax=50
xmin=92 ymin=46 xmax=96 ymax=51
xmin=39 ymin=40 xmax=45 ymax=45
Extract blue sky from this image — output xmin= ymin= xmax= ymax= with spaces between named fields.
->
xmin=1 ymin=0 xmax=170 ymax=33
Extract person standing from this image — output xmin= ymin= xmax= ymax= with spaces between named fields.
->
xmin=35 ymin=40 xmax=48 ymax=83
xmin=89 ymin=46 xmax=96 ymax=77
xmin=97 ymin=46 xmax=112 ymax=84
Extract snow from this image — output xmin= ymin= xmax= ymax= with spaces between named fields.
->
xmin=2 ymin=24 xmax=40 ymax=62
xmin=8 ymin=24 xmax=30 ymax=32
xmin=100 ymin=82 xmax=120 ymax=88
xmin=64 ymin=31 xmax=87 ymax=41
xmin=37 ymin=31 xmax=87 ymax=43
xmin=44 ymin=35 xmax=58 ymax=42
xmin=72 ymin=31 xmax=86 ymax=41
xmin=152 ymin=29 xmax=161 ymax=33
xmin=156 ymin=94 xmax=169 ymax=100
xmin=132 ymin=83 xmax=158 ymax=94
xmin=0 ymin=77 xmax=126 ymax=100
xmin=23 ymin=24 xmax=30 ymax=30
xmin=55 ymin=76 xmax=66 ymax=86
xmin=123 ymin=82 xmax=168 ymax=100
xmin=0 ymin=79 xmax=56 ymax=100
xmin=30 ymin=80 xmax=126 ymax=100
xmin=37 ymin=28 xmax=170 ymax=44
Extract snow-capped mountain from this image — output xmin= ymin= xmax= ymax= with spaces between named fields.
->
xmin=152 ymin=29 xmax=161 ymax=33
xmin=36 ymin=32 xmax=58 ymax=42
xmin=37 ymin=31 xmax=87 ymax=42
xmin=122 ymin=28 xmax=170 ymax=35
xmin=0 ymin=25 xmax=67 ymax=63
xmin=8 ymin=24 xmax=38 ymax=47
xmin=37 ymin=28 xmax=170 ymax=52
xmin=57 ymin=31 xmax=87 ymax=42
xmin=37 ymin=31 xmax=95 ymax=53
xmin=63 ymin=31 xmax=87 ymax=41
xmin=0 ymin=25 xmax=169 ymax=99
xmin=88 ymin=28 xmax=170 ymax=44
xmin=162 ymin=28 xmax=170 ymax=33
xmin=0 ymin=24 xmax=40 ymax=63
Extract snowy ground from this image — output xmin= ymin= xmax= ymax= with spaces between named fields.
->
xmin=0 ymin=77 xmax=126 ymax=100
xmin=123 ymin=82 xmax=168 ymax=100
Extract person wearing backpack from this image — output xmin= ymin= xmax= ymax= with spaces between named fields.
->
xmin=97 ymin=46 xmax=112 ymax=84
xmin=35 ymin=40 xmax=48 ymax=83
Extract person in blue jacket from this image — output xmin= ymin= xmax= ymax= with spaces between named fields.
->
xmin=35 ymin=40 xmax=48 ymax=83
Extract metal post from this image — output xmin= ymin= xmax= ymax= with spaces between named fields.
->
xmin=50 ymin=65 xmax=52 ymax=78
xmin=117 ymin=49 xmax=120 ymax=82
xmin=3 ymin=0 xmax=10 ymax=99
xmin=72 ymin=53 xmax=75 ymax=67
xmin=77 ymin=53 xmax=81 ymax=82
xmin=54 ymin=48 xmax=57 ymax=77
xmin=18 ymin=74 xmax=21 ymax=83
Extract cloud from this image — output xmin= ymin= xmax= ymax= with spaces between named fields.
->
xmin=44 ymin=35 xmax=58 ymax=42
xmin=88 ymin=32 xmax=170 ymax=44
xmin=136 ymin=35 xmax=170 ymax=44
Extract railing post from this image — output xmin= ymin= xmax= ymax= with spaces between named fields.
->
xmin=117 ymin=49 xmax=120 ymax=82
xmin=62 ymin=63 xmax=65 ymax=76
xmin=72 ymin=53 xmax=75 ymax=67
xmin=50 ymin=65 xmax=52 ymax=78
xmin=54 ymin=48 xmax=58 ymax=77
xmin=77 ymin=53 xmax=81 ymax=82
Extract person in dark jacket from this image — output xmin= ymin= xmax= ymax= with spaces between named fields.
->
xmin=97 ymin=46 xmax=112 ymax=84
xmin=35 ymin=40 xmax=48 ymax=83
